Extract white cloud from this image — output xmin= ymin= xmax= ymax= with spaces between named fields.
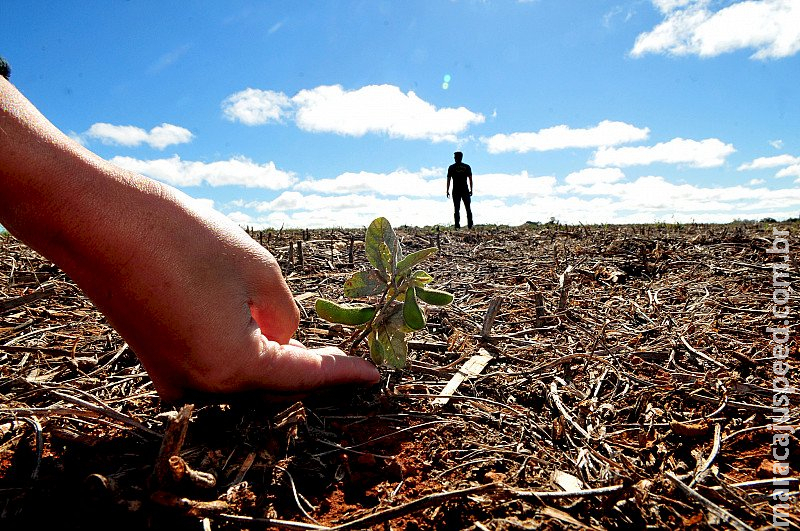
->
xmin=221 ymin=84 xmax=484 ymax=142
xmin=291 ymin=84 xmax=484 ymax=142
xmin=483 ymin=120 xmax=650 ymax=154
xmin=475 ymin=172 xmax=557 ymax=198
xmin=749 ymin=178 xmax=766 ymax=185
xmin=291 ymin=167 xmax=555 ymax=199
xmin=737 ymin=154 xmax=800 ymax=170
xmin=87 ymin=124 xmax=148 ymax=146
xmin=227 ymin=211 xmax=254 ymax=224
xmin=556 ymin=173 xmax=800 ymax=218
xmin=590 ymin=137 xmax=735 ymax=168
xmin=777 ymin=164 xmax=800 ymax=178
xmin=653 ymin=0 xmax=696 ymax=13
xmin=222 ymin=174 xmax=800 ymax=229
xmin=294 ymin=168 xmax=442 ymax=197
xmin=110 ymin=154 xmax=296 ymax=188
xmin=242 ymin=192 xmax=453 ymax=229
xmin=185 ymin=197 xmax=217 ymax=216
xmin=221 ymin=88 xmax=292 ymax=125
xmin=770 ymin=139 xmax=784 ymax=149
xmin=85 ymin=122 xmax=194 ymax=149
xmin=563 ymin=167 xmax=626 ymax=186
xmin=632 ymin=0 xmax=800 ymax=60
xmin=147 ymin=124 xmax=195 ymax=150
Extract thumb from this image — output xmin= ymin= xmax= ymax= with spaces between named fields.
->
xmin=247 ymin=259 xmax=300 ymax=345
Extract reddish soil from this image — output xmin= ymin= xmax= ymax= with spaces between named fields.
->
xmin=1 ymin=222 xmax=798 ymax=530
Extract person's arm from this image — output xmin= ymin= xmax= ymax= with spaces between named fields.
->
xmin=468 ymin=173 xmax=473 ymax=196
xmin=446 ymin=168 xmax=452 ymax=198
xmin=0 ymin=77 xmax=379 ymax=402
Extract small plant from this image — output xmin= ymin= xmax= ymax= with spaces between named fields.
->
xmin=315 ymin=217 xmax=453 ymax=368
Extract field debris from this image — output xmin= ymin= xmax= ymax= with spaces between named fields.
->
xmin=1 ymin=222 xmax=797 ymax=529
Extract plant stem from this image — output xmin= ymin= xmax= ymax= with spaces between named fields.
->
xmin=349 ymin=283 xmax=405 ymax=354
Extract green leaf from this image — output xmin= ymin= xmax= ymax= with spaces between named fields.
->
xmin=367 ymin=305 xmax=409 ymax=368
xmin=410 ymin=270 xmax=433 ymax=286
xmin=378 ymin=242 xmax=393 ymax=278
xmin=395 ymin=247 xmax=437 ymax=277
xmin=365 ymin=217 xmax=401 ymax=277
xmin=315 ymin=298 xmax=376 ymax=326
xmin=344 ymin=270 xmax=387 ymax=298
xmin=402 ymin=285 xmax=426 ymax=331
xmin=368 ymin=330 xmax=386 ymax=365
xmin=415 ymin=286 xmax=454 ymax=306
xmin=386 ymin=327 xmax=408 ymax=368
xmin=381 ymin=326 xmax=408 ymax=369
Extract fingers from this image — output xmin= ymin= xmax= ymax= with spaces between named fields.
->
xmin=248 ymin=337 xmax=381 ymax=393
xmin=246 ymin=255 xmax=301 ymax=345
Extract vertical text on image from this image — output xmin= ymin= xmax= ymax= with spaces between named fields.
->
xmin=767 ymin=227 xmax=793 ymax=527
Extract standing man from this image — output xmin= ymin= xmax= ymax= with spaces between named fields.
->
xmin=446 ymin=151 xmax=473 ymax=229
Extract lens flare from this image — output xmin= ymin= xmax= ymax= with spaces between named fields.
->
xmin=442 ymin=74 xmax=452 ymax=90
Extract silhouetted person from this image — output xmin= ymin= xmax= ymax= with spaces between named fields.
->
xmin=446 ymin=151 xmax=473 ymax=229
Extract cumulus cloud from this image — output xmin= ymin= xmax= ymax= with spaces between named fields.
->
xmin=294 ymin=168 xmax=442 ymax=197
xmin=227 ymin=211 xmax=254 ymax=224
xmin=291 ymin=84 xmax=484 ymax=142
xmin=483 ymin=120 xmax=650 ymax=154
xmin=737 ymin=154 xmax=800 ymax=170
xmin=563 ymin=167 xmax=626 ymax=186
xmin=221 ymin=173 xmax=800 ymax=229
xmin=590 ymin=137 xmax=735 ymax=168
xmin=777 ymin=164 xmax=800 ymax=179
xmin=221 ymin=84 xmax=484 ymax=142
xmin=221 ymin=88 xmax=292 ymax=125
xmin=474 ymin=172 xmax=556 ymax=198
xmin=110 ymin=155 xmax=296 ymax=188
xmin=632 ymin=0 xmax=800 ymax=60
xmin=292 ymin=168 xmax=555 ymax=199
xmin=85 ymin=122 xmax=194 ymax=149
xmin=556 ymin=173 xmax=800 ymax=219
xmin=240 ymin=192 xmax=451 ymax=229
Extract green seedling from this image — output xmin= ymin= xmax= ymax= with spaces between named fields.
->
xmin=315 ymin=217 xmax=453 ymax=369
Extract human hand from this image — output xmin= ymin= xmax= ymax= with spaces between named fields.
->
xmin=446 ymin=192 xmax=450 ymax=198
xmin=76 ymin=191 xmax=382 ymax=402
xmin=0 ymin=77 xmax=379 ymax=403
xmin=469 ymin=190 xmax=473 ymax=196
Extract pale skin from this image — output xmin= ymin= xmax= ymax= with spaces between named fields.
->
xmin=0 ymin=77 xmax=380 ymax=403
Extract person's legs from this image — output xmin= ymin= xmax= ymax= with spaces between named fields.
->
xmin=463 ymin=193 xmax=473 ymax=228
xmin=452 ymin=191 xmax=461 ymax=228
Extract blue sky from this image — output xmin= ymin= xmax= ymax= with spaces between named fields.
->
xmin=4 ymin=0 xmax=800 ymax=228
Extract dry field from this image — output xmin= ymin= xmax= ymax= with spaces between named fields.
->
xmin=1 ymin=222 xmax=798 ymax=530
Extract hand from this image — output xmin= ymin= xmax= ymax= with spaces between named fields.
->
xmin=0 ymin=78 xmax=380 ymax=403
xmin=469 ymin=190 xmax=473 ymax=196
xmin=72 ymin=192 xmax=382 ymax=402
xmin=446 ymin=192 xmax=450 ymax=198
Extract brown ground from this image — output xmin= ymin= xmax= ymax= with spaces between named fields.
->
xmin=1 ymin=222 xmax=798 ymax=530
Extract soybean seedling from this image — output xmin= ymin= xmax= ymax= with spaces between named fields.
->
xmin=315 ymin=217 xmax=453 ymax=369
